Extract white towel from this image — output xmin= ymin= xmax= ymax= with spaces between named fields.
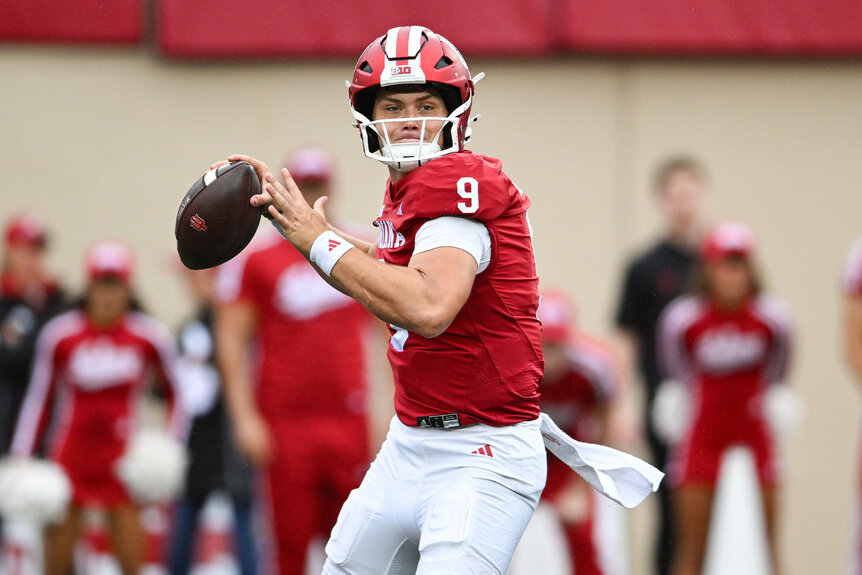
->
xmin=540 ymin=412 xmax=664 ymax=509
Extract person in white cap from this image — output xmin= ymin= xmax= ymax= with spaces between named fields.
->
xmin=656 ymin=221 xmax=795 ymax=575
xmin=214 ymin=146 xmax=382 ymax=575
xmin=8 ymin=241 xmax=186 ymax=575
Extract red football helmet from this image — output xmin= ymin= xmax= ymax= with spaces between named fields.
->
xmin=348 ymin=26 xmax=483 ymax=172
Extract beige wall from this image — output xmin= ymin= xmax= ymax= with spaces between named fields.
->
xmin=2 ymin=46 xmax=861 ymax=573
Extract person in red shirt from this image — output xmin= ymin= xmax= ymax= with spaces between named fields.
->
xmin=844 ymin=237 xmax=862 ymax=575
xmin=10 ymin=241 xmax=185 ymax=575
xmin=657 ymin=222 xmax=794 ymax=575
xmin=538 ymin=290 xmax=620 ymax=575
xmin=214 ymin=146 xmax=378 ymax=575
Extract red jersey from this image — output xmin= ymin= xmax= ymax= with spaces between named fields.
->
xmin=845 ymin=237 xmax=862 ymax=296
xmin=657 ymin=294 xmax=793 ymax=435
xmin=11 ymin=310 xmax=184 ymax=478
xmin=540 ymin=335 xmax=619 ymax=499
xmin=215 ymin=230 xmax=372 ymax=420
xmin=374 ymin=151 xmax=542 ymax=428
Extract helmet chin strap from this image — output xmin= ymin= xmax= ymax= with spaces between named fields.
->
xmin=379 ymin=142 xmax=442 ymax=172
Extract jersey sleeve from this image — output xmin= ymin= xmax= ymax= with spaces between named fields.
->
xmin=844 ymin=237 xmax=862 ymax=296
xmin=10 ymin=316 xmax=66 ymax=456
xmin=656 ymin=297 xmax=697 ymax=384
xmin=405 ymin=154 xmax=524 ymax=223
xmin=132 ymin=314 xmax=190 ymax=440
xmin=414 ymin=216 xmax=492 ymax=273
xmin=756 ymin=296 xmax=794 ymax=385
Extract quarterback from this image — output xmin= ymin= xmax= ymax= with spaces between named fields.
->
xmin=223 ymin=26 xmax=660 ymax=574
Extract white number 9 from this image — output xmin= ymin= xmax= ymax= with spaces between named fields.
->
xmin=457 ymin=177 xmax=479 ymax=214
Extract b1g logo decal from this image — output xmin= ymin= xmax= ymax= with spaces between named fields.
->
xmin=391 ymin=66 xmax=412 ymax=76
xmin=457 ymin=177 xmax=479 ymax=214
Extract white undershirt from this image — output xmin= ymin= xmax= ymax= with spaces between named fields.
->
xmin=413 ymin=216 xmax=492 ymax=274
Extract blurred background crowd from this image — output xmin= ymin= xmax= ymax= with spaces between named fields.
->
xmin=2 ymin=2 xmax=862 ymax=574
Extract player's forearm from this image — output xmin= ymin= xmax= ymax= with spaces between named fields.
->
xmin=326 ymin=224 xmax=376 ymax=255
xmin=329 ymin=250 xmax=457 ymax=338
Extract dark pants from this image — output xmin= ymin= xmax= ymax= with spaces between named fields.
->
xmin=167 ymin=495 xmax=257 ymax=575
xmin=646 ymin=411 xmax=674 ymax=575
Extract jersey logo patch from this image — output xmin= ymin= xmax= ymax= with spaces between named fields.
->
xmin=471 ymin=444 xmax=494 ymax=457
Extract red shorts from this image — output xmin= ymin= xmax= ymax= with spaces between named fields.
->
xmin=59 ymin=452 xmax=132 ymax=508
xmin=262 ymin=414 xmax=369 ymax=575
xmin=668 ymin=417 xmax=779 ymax=488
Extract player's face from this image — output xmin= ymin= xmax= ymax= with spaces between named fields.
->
xmin=659 ymin=170 xmax=705 ymax=231
xmin=87 ymin=278 xmax=131 ymax=325
xmin=372 ymin=87 xmax=447 ymax=148
xmin=706 ymin=256 xmax=752 ymax=307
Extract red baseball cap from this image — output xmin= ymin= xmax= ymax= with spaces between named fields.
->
xmin=4 ymin=213 xmax=48 ymax=248
xmin=284 ymin=146 xmax=333 ymax=185
xmin=538 ymin=290 xmax=576 ymax=345
xmin=86 ymin=242 xmax=134 ymax=283
xmin=701 ymin=221 xmax=756 ymax=262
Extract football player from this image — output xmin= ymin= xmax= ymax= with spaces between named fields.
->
xmin=220 ymin=26 xmax=660 ymax=574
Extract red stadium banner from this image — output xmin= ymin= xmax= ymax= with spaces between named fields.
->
xmin=558 ymin=0 xmax=862 ymax=56
xmin=0 ymin=0 xmax=143 ymax=44
xmin=158 ymin=0 xmax=862 ymax=59
xmin=157 ymin=0 xmax=554 ymax=58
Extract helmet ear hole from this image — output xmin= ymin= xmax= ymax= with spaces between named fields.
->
xmin=359 ymin=61 xmax=373 ymax=73
xmin=434 ymin=56 xmax=453 ymax=70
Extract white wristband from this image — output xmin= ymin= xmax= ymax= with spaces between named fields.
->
xmin=309 ymin=231 xmax=354 ymax=276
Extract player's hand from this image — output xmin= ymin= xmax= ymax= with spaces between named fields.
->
xmin=234 ymin=410 xmax=273 ymax=466
xmin=256 ymin=168 xmax=330 ymax=254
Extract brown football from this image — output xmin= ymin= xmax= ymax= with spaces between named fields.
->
xmin=175 ymin=161 xmax=261 ymax=270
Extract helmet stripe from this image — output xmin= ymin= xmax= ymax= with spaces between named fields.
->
xmin=395 ymin=26 xmax=411 ymax=64
xmin=384 ymin=27 xmax=400 ymax=60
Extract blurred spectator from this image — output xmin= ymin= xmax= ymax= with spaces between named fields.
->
xmin=214 ymin=146 xmax=379 ymax=575
xmin=844 ymin=236 xmax=862 ymax=575
xmin=613 ymin=156 xmax=708 ymax=575
xmin=538 ymin=290 xmax=621 ymax=575
xmin=167 ymin=266 xmax=256 ymax=575
xmin=9 ymin=241 xmax=186 ymax=575
xmin=656 ymin=221 xmax=794 ymax=575
xmin=0 ymin=213 xmax=65 ymax=455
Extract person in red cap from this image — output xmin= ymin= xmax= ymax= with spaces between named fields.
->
xmin=10 ymin=241 xmax=186 ymax=575
xmin=534 ymin=290 xmax=621 ymax=575
xmin=656 ymin=221 xmax=795 ymax=575
xmin=214 ymin=146 xmax=382 ymax=575
xmin=0 ymin=213 xmax=65 ymax=457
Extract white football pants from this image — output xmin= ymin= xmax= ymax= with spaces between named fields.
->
xmin=322 ymin=416 xmax=547 ymax=575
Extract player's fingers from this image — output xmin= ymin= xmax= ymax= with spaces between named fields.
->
xmin=281 ymin=168 xmax=306 ymax=201
xmin=249 ymin=186 xmax=274 ymax=208
xmin=312 ymin=196 xmax=329 ymax=219
xmin=209 ymin=160 xmax=230 ymax=170
xmin=228 ymin=154 xmax=270 ymax=180
xmin=264 ymin=182 xmax=295 ymax=216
